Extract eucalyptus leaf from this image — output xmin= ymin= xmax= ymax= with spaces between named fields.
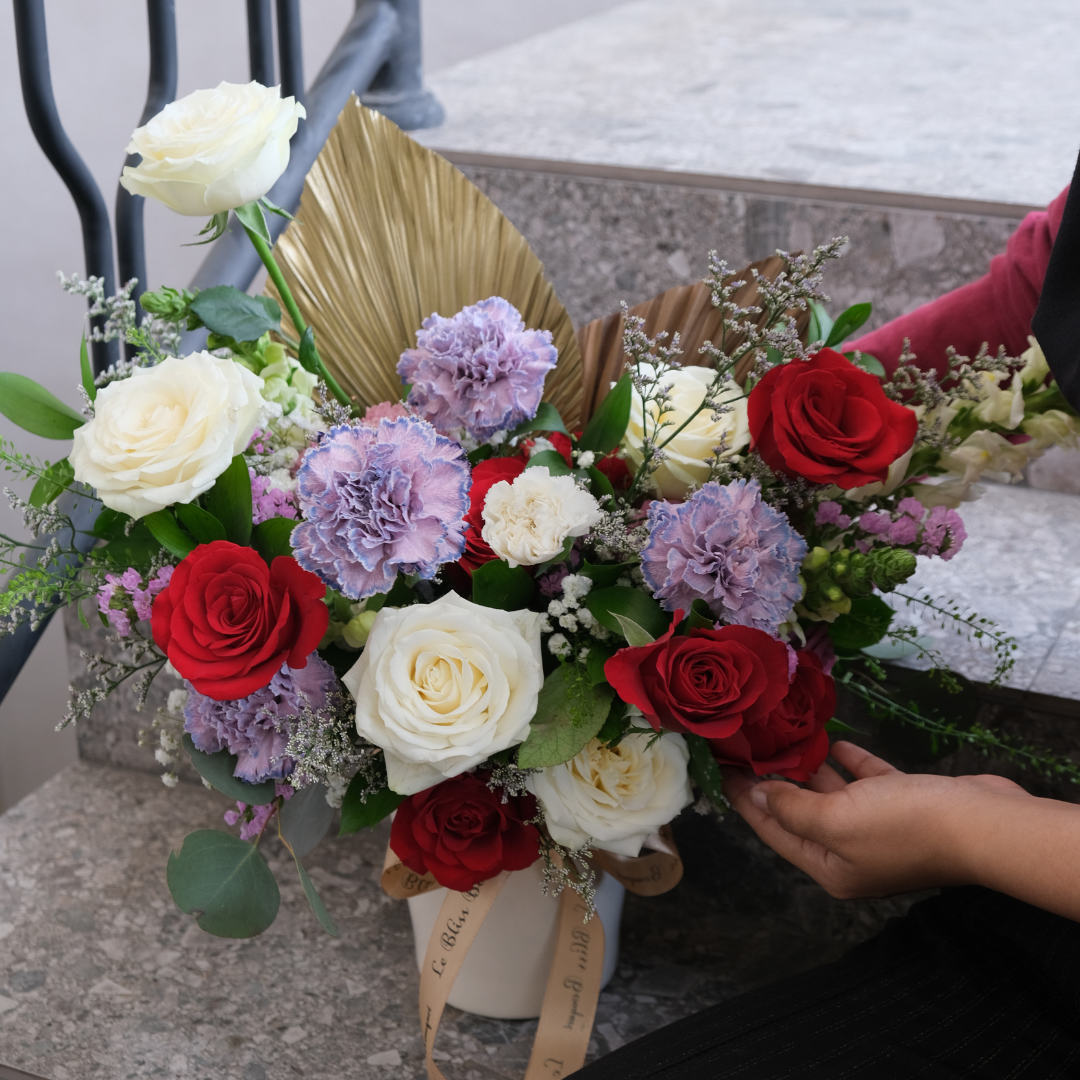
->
xmin=182 ymin=734 xmax=276 ymax=805
xmin=0 ymin=373 xmax=85 ymax=439
xmin=203 ymin=455 xmax=253 ymax=546
xmin=252 ymin=516 xmax=296 ymax=565
xmin=293 ymin=856 xmax=339 ymax=937
xmin=79 ymin=335 xmax=96 ymax=402
xmin=826 ymin=302 xmax=873 ymax=347
xmin=470 ymin=558 xmax=534 ymax=610
xmin=29 ymin=458 xmax=74 ymax=508
xmin=144 ymin=510 xmax=196 ymax=559
xmin=339 ymin=773 xmax=405 ymax=836
xmin=686 ymin=733 xmax=727 ymax=808
xmin=516 ymin=664 xmax=614 ymax=769
xmin=585 ymin=586 xmax=669 ymax=641
xmin=189 ymin=285 xmax=280 ymax=343
xmin=174 ymin=503 xmax=227 ymax=545
xmin=279 ymin=783 xmax=335 ymax=859
xmin=525 ymin=449 xmax=572 ymax=476
xmin=167 ymin=830 xmax=280 ymax=938
xmin=611 ymin=612 xmax=655 ymax=646
xmin=508 ymin=401 xmax=569 ymax=439
xmin=578 ymin=373 xmax=631 ymax=455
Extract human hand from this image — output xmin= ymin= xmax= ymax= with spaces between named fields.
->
xmin=722 ymin=741 xmax=1031 ymax=900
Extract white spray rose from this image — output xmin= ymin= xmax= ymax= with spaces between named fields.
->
xmin=343 ymin=593 xmax=543 ymax=795
xmin=622 ymin=365 xmax=749 ymax=499
xmin=70 ymin=352 xmax=264 ymax=518
xmin=528 ymin=732 xmax=693 ymax=857
xmin=120 ymin=81 xmax=305 ymax=216
xmin=481 ymin=466 xmax=602 ymax=568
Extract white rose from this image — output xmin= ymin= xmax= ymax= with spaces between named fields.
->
xmin=623 ymin=365 xmax=749 ymax=499
xmin=529 ymin=732 xmax=693 ymax=856
xmin=120 ymin=81 xmax=306 ymax=216
xmin=481 ymin=467 xmax=602 ymax=568
xmin=343 ymin=593 xmax=543 ymax=795
xmin=70 ymin=352 xmax=264 ymax=518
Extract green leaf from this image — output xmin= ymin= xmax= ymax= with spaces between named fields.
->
xmin=339 ymin=773 xmax=405 ymax=836
xmin=596 ymin=698 xmax=630 ymax=747
xmin=0 ymin=373 xmax=85 ymax=439
xmin=585 ymin=643 xmax=616 ymax=686
xmin=174 ymin=503 xmax=227 ymax=545
xmin=279 ymin=783 xmax=334 ymax=859
xmin=92 ymin=506 xmax=129 ymax=540
xmin=79 ymin=335 xmax=96 ymax=402
xmin=167 ymin=830 xmax=280 ymax=938
xmin=806 ymin=301 xmax=834 ymax=347
xmin=825 ymin=717 xmax=863 ymax=735
xmin=612 ymin=612 xmax=655 ymax=646
xmin=578 ymin=374 xmax=631 ymax=455
xmin=579 ymin=560 xmax=638 ymax=590
xmin=516 ymin=664 xmax=614 ymax=769
xmin=203 ymin=455 xmax=253 ymax=546
xmin=189 ymin=285 xmax=280 ymax=343
xmin=234 ymin=200 xmax=272 ymax=246
xmin=293 ymin=856 xmax=339 ymax=937
xmin=586 ymin=464 xmax=616 ymax=505
xmin=467 ymin=444 xmax=494 ymax=466
xmin=251 ymin=516 xmax=296 ymax=565
xmin=686 ymin=733 xmax=727 ymax=807
xmin=508 ymin=401 xmax=569 ymax=439
xmin=260 ymin=195 xmax=295 ymax=221
xmin=182 ymin=734 xmax=276 ymax=805
xmin=525 ymin=449 xmax=572 ymax=476
xmin=828 ymin=596 xmax=894 ymax=653
xmin=686 ymin=598 xmax=715 ymax=631
xmin=845 ymin=351 xmax=886 ymax=378
xmin=144 ymin=510 xmax=197 ymax=559
xmin=187 ymin=211 xmax=229 ymax=246
xmin=298 ymin=326 xmax=319 ymax=376
xmin=29 ymin=458 xmax=74 ymax=508
xmin=99 ymin=522 xmax=161 ymax=567
xmin=825 ymin=302 xmax=873 ymax=347
xmin=585 ymin=586 xmax=669 ymax=642
xmin=470 ymin=558 xmax=534 ymax=610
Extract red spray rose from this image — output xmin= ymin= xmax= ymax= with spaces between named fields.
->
xmin=151 ymin=541 xmax=328 ymax=701
xmin=390 ymin=773 xmax=541 ymax=891
xmin=604 ymin=617 xmax=792 ymax=740
xmin=459 ymin=456 xmax=527 ymax=572
xmin=748 ymin=348 xmax=917 ymax=489
xmin=709 ymin=648 xmax=834 ymax=782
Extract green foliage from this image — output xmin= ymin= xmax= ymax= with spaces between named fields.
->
xmin=685 ymin=598 xmax=715 ymax=631
xmin=139 ymin=285 xmax=201 ymax=329
xmin=298 ymin=326 xmax=319 ymax=376
xmin=203 ymin=455 xmax=253 ymax=546
xmin=686 ymin=732 xmax=727 ymax=807
xmin=251 ymin=516 xmax=296 ymax=565
xmin=806 ymin=300 xmax=834 ymax=345
xmin=585 ymin=643 xmax=616 ymax=686
xmin=578 ymin=373 xmax=631 ymax=455
xmin=846 ymin=351 xmax=886 ymax=377
xmin=235 ymin=200 xmax=272 ymax=246
xmin=167 ymin=830 xmax=280 ymax=938
xmin=174 ymin=503 xmax=227 ymax=545
xmin=526 ymin=449 xmax=572 ymax=476
xmin=29 ymin=459 xmax=74 ymax=508
xmin=585 ymin=585 xmax=669 ymax=641
xmin=584 ymin=464 xmax=616 ymax=505
xmin=189 ymin=286 xmax=281 ymax=344
xmin=79 ymin=336 xmax=96 ymax=402
xmin=189 ymin=211 xmax=229 ymax=247
xmin=516 ymin=663 xmax=614 ymax=769
xmin=579 ymin=560 xmax=638 ymax=589
xmin=508 ymin=401 xmax=569 ymax=438
xmin=182 ymin=734 xmax=276 ymax=805
xmin=596 ymin=698 xmax=630 ymax=746
xmin=339 ymin=769 xmax=405 ymax=836
xmin=611 ymin=612 xmax=655 ymax=646
xmin=829 ymin=596 xmax=894 ymax=654
xmin=292 ymin=856 xmax=339 ymax=937
xmin=471 ymin=558 xmax=534 ymax=610
xmin=825 ymin=302 xmax=872 ymax=348
xmin=0 ymin=373 xmax=85 ymax=439
xmin=98 ymin=521 xmax=161 ymax=567
xmin=143 ymin=510 xmax=196 ymax=559
xmin=467 ymin=444 xmax=494 ymax=466
xmin=279 ymin=783 xmax=335 ymax=858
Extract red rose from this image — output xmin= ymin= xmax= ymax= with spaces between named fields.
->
xmin=595 ymin=449 xmax=632 ymax=491
xmin=459 ymin=456 xmax=526 ymax=572
xmin=709 ymin=648 xmax=834 ymax=781
xmin=748 ymin=348 xmax=917 ymax=489
xmin=604 ymin=617 xmax=792 ymax=739
xmin=390 ymin=773 xmax=541 ymax=891
xmin=151 ymin=540 xmax=328 ymax=701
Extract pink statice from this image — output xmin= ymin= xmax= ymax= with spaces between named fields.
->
xmin=919 ymin=505 xmax=967 ymax=560
xmin=225 ymin=783 xmax=293 ymax=841
xmin=856 ymin=499 xmax=966 ymax=561
xmin=816 ymin=501 xmax=852 ymax=529
xmin=250 ymin=469 xmax=298 ymax=525
xmin=96 ymin=565 xmax=173 ymax=635
xmin=363 ymin=401 xmax=411 ymax=426
xmin=397 ymin=297 xmax=558 ymax=441
xmin=247 ymin=428 xmax=271 ymax=455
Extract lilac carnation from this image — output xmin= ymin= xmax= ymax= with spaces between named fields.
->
xmin=292 ymin=417 xmax=470 ymax=600
xmin=184 ymin=654 xmax=336 ymax=783
xmin=397 ymin=297 xmax=558 ymax=441
xmin=641 ymin=479 xmax=807 ymax=633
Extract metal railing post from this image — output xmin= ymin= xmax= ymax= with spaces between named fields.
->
xmin=360 ymin=0 xmax=442 ymax=130
xmin=276 ymin=0 xmax=304 ymax=104
xmin=247 ymin=0 xmax=275 ymax=85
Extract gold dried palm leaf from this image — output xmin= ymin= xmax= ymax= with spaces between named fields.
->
xmin=576 ymin=255 xmax=811 ymax=420
xmin=265 ymin=97 xmax=584 ymax=426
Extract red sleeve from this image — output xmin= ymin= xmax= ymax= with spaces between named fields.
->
xmin=847 ymin=186 xmax=1069 ymax=378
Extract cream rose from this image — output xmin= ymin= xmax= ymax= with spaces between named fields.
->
xmin=527 ymin=731 xmax=693 ymax=857
xmin=343 ymin=593 xmax=543 ymax=795
xmin=622 ymin=365 xmax=749 ymax=499
xmin=120 ymin=81 xmax=305 ymax=216
xmin=481 ymin=467 xmax=602 ymax=568
xmin=70 ymin=352 xmax=264 ymax=518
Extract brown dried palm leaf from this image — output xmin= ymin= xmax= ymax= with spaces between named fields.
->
xmin=576 ymin=255 xmax=811 ymax=420
xmin=265 ymin=97 xmax=584 ymax=425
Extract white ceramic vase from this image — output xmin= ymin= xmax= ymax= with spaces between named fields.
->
xmin=406 ymin=861 xmax=625 ymax=1019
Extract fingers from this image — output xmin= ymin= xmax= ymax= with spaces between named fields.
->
xmin=807 ymin=760 xmax=847 ymax=794
xmin=830 ymin=740 xmax=900 ymax=780
xmin=758 ymin=781 xmax=835 ymax=844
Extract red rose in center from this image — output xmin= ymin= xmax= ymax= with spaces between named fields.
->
xmin=748 ymin=348 xmax=917 ymax=489
xmin=151 ymin=540 xmax=328 ymax=701
xmin=390 ymin=773 xmax=541 ymax=891
xmin=460 ymin=456 xmax=526 ymax=572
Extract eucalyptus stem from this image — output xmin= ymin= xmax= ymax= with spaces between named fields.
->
xmin=241 ymin=225 xmax=353 ymax=410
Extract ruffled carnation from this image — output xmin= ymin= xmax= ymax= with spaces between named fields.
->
xmin=291 ymin=417 xmax=470 ymax=600
xmin=184 ymin=653 xmax=336 ymax=783
xmin=641 ymin=479 xmax=806 ymax=633
xmin=397 ymin=297 xmax=558 ymax=441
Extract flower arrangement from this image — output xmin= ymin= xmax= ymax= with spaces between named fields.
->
xmin=5 ymin=80 xmax=1080 ymax=1075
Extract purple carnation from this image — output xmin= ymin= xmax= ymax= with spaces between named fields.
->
xmin=397 ymin=297 xmax=558 ymax=441
xmin=292 ymin=417 xmax=470 ymax=600
xmin=641 ymin=479 xmax=807 ymax=633
xmin=183 ymin=653 xmax=336 ymax=784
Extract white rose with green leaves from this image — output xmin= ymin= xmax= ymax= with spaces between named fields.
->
xmin=70 ymin=352 xmax=264 ymax=519
xmin=120 ymin=81 xmax=305 ymax=216
xmin=343 ymin=593 xmax=543 ymax=795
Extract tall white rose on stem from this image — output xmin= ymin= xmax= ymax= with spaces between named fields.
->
xmin=119 ymin=82 xmax=305 ymax=216
xmin=528 ymin=731 xmax=693 ymax=856
xmin=344 ymin=593 xmax=544 ymax=795
xmin=70 ymin=352 xmax=264 ymax=519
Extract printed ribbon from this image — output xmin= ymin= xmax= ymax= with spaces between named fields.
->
xmin=382 ymin=830 xmax=683 ymax=1080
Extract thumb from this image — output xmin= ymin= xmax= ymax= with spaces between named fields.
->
xmin=753 ymin=781 xmax=831 ymax=842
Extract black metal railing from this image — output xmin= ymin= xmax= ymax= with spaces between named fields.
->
xmin=2 ymin=0 xmax=443 ymax=708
